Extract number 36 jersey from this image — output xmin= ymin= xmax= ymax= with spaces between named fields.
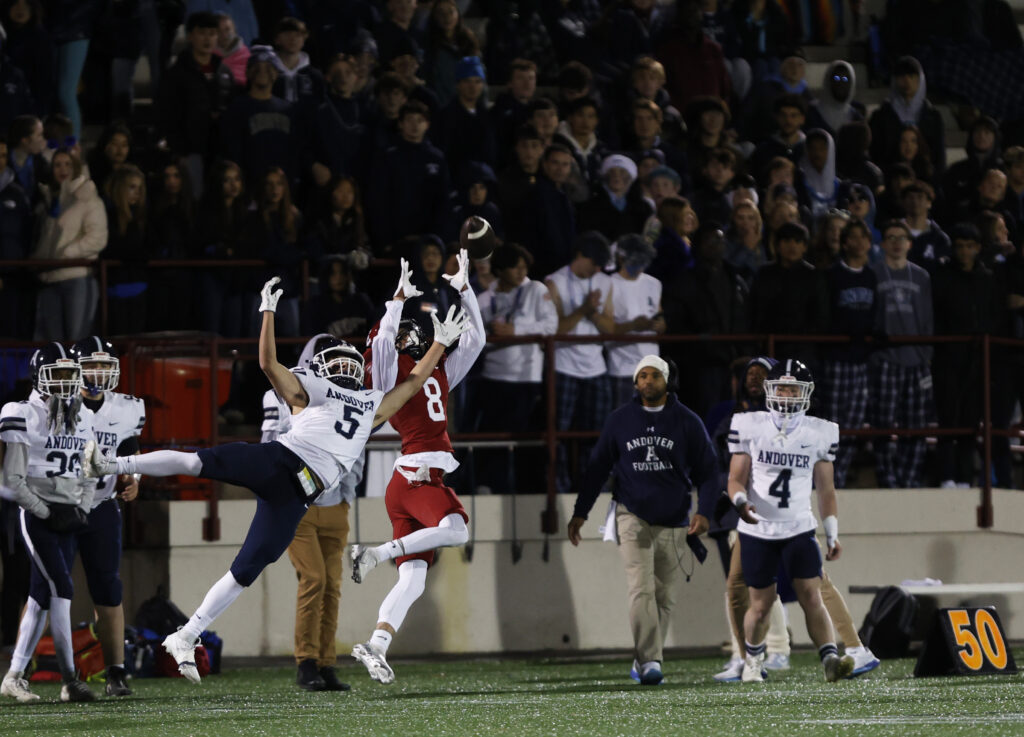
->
xmin=0 ymin=390 xmax=96 ymax=480
xmin=727 ymin=411 xmax=839 ymax=540
xmin=276 ymin=368 xmax=383 ymax=490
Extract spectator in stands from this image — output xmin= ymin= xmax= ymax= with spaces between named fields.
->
xmin=7 ymin=114 xmax=48 ymax=206
xmin=498 ymin=125 xmax=543 ymax=245
xmin=807 ymin=61 xmax=863 ymax=138
xmin=692 ymin=147 xmax=736 ymax=226
xmin=271 ymin=17 xmax=326 ymax=106
xmin=628 ymin=100 xmax=689 ymax=184
xmin=616 ymin=57 xmax=684 ymax=144
xmin=870 ymin=220 xmax=934 ymax=489
xmin=405 ymin=235 xmax=459 ymax=323
xmin=875 ymin=162 xmax=915 ymax=223
xmin=994 ymin=228 xmax=1024 ymax=487
xmin=491 ymin=59 xmax=538 ymax=168
xmin=375 ymin=0 xmax=421 ymax=67
xmin=148 ymin=158 xmax=196 ymax=331
xmin=86 ymin=122 xmax=134 ymax=197
xmin=434 ymin=55 xmax=497 ymax=177
xmin=304 ymin=54 xmax=367 ymax=189
xmin=384 ymin=36 xmax=439 ymax=115
xmin=644 ymin=165 xmax=684 ymax=214
xmin=724 ymin=199 xmax=766 ymax=286
xmin=684 ymin=96 xmax=732 ymax=183
xmin=763 ymin=190 xmax=801 ymax=256
xmin=196 ymin=160 xmax=249 ymax=336
xmin=699 ymin=0 xmax=750 ymax=99
xmin=903 ymin=181 xmax=951 ymax=271
xmin=932 ymin=223 xmax=1000 ymax=487
xmin=836 ymin=182 xmax=879 ymax=245
xmin=554 ymin=96 xmax=608 ymax=185
xmin=545 ymin=231 xmax=615 ymax=495
xmin=216 ymin=12 xmax=249 ymax=86
xmin=977 ymin=209 xmax=1016 ymax=268
xmin=422 ymin=0 xmax=480 ymax=107
xmin=476 ymin=243 xmax=557 ymax=494
xmin=741 ymin=51 xmax=812 ymax=145
xmin=579 ymin=154 xmax=652 ymax=242
xmin=664 ymin=223 xmax=748 ymax=418
xmin=157 ymin=12 xmax=234 ymax=197
xmin=869 ymin=56 xmax=945 ymax=177
xmin=589 ymin=0 xmax=657 ymax=78
xmin=221 ymin=46 xmax=294 ymax=192
xmin=365 ymin=72 xmax=408 ymax=150
xmin=307 ymin=255 xmax=375 ymax=338
xmin=30 ymin=147 xmax=105 ymax=341
xmin=1001 ymin=146 xmax=1024 ymax=233
xmin=45 ymin=0 xmax=103 ymax=137
xmin=820 ymin=218 xmax=877 ymax=488
xmin=102 ymin=164 xmax=149 ymax=335
xmin=943 ymin=116 xmax=1002 ymax=218
xmin=187 ymin=0 xmax=258 ymax=45
xmin=447 ymin=161 xmax=503 ymax=242
xmin=950 ymin=168 xmax=1019 ymax=245
xmin=655 ymin=0 xmax=731 ymax=110
xmin=2 ymin=0 xmax=54 ymax=116
xmin=0 ymin=135 xmax=33 ymax=339
xmin=892 ymin=124 xmax=936 ymax=189
xmin=308 ymin=176 xmax=370 ymax=263
xmin=648 ymin=195 xmax=698 ymax=282
xmin=800 ymin=129 xmax=839 ymax=219
xmin=749 ymin=94 xmax=807 ymax=184
xmin=367 ymin=100 xmax=449 ymax=251
xmin=835 ymin=122 xmax=883 ymax=194
xmin=482 ymin=0 xmax=558 ymax=84
xmin=758 ymin=155 xmax=795 ymax=204
xmin=524 ymin=143 xmax=577 ymax=277
xmin=809 ymin=209 xmax=849 ymax=270
xmin=734 ymin=0 xmax=790 ymax=80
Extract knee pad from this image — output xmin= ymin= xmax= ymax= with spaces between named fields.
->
xmin=439 ymin=514 xmax=469 ymax=546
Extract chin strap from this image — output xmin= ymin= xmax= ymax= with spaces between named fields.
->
xmin=769 ymin=410 xmax=804 ymax=443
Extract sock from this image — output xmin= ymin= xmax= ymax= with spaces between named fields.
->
xmin=745 ymin=641 xmax=766 ymax=658
xmin=818 ymin=643 xmax=839 ymax=661
xmin=373 ymin=514 xmax=468 ymax=560
xmin=120 ymin=451 xmax=203 ymax=478
xmin=371 ymin=539 xmax=405 ymax=562
xmin=376 ymin=560 xmax=428 ymax=633
xmin=49 ymin=598 xmax=75 ymax=680
xmin=108 ymin=663 xmax=124 ymax=671
xmin=369 ymin=630 xmax=393 ymax=654
xmin=9 ymin=598 xmax=47 ymax=674
xmin=181 ymin=571 xmax=245 ymax=641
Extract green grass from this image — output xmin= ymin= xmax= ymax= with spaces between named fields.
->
xmin=2 ymin=652 xmax=1023 ymax=737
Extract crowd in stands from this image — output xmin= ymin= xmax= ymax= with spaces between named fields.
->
xmin=1 ymin=0 xmax=1024 ymax=489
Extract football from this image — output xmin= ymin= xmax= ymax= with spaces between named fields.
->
xmin=459 ymin=216 xmax=496 ymax=260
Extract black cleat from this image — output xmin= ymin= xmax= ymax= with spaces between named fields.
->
xmin=318 ymin=666 xmax=351 ymax=692
xmin=61 ymin=678 xmax=97 ymax=702
xmin=296 ymin=659 xmax=326 ymax=691
xmin=105 ymin=666 xmax=132 ymax=697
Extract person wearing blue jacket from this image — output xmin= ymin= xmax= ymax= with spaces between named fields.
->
xmin=568 ymin=354 xmax=718 ymax=687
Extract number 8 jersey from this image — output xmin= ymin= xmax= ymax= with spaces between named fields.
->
xmin=727 ymin=412 xmax=839 ymax=540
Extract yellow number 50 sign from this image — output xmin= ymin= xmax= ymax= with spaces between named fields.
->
xmin=915 ymin=607 xmax=1018 ymax=677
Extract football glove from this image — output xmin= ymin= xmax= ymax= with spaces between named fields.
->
xmin=395 ymin=258 xmax=423 ymax=299
xmin=260 ymin=277 xmax=284 ymax=313
xmin=442 ymin=248 xmax=470 ymax=292
xmin=431 ymin=305 xmax=472 ymax=347
xmin=43 ymin=503 xmax=89 ymax=534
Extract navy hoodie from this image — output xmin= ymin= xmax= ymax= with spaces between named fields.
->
xmin=575 ymin=394 xmax=719 ymax=527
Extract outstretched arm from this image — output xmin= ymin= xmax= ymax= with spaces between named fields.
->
xmin=258 ymin=277 xmax=308 ymax=409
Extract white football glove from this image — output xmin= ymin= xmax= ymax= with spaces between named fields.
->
xmin=260 ymin=277 xmax=284 ymax=312
xmin=395 ymin=258 xmax=423 ymax=299
xmin=442 ymin=248 xmax=470 ymax=292
xmin=431 ymin=305 xmax=472 ymax=347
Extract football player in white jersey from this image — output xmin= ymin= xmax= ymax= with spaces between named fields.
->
xmin=726 ymin=359 xmax=855 ymax=683
xmin=1 ymin=343 xmax=98 ymax=703
xmin=83 ymin=277 xmax=472 ymax=684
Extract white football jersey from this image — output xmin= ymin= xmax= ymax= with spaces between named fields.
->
xmin=727 ymin=412 xmax=838 ymax=540
xmin=276 ymin=368 xmax=383 ymax=491
xmin=90 ymin=391 xmax=147 ymax=507
xmin=0 ymin=391 xmax=96 ymax=484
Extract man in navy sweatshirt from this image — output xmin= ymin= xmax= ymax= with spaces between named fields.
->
xmin=568 ymin=355 xmax=718 ymax=687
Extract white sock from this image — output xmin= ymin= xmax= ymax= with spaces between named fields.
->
xmin=376 ymin=559 xmax=427 ymax=635
xmin=373 ymin=514 xmax=468 ymax=561
xmin=181 ymin=571 xmax=245 ymax=641
xmin=369 ymin=630 xmax=393 ymax=653
xmin=9 ymin=597 xmax=47 ymax=674
xmin=119 ymin=451 xmax=203 ymax=477
xmin=49 ymin=598 xmax=75 ymax=679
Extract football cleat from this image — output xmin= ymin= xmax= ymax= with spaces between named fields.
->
xmin=713 ymin=657 xmax=744 ymax=682
xmin=352 ymin=642 xmax=395 ymax=684
xmin=104 ymin=666 xmax=132 ymax=696
xmin=629 ymin=659 xmax=641 ymax=683
xmin=1 ymin=672 xmax=40 ymax=702
xmin=823 ymin=653 xmax=856 ymax=682
xmin=741 ymin=653 xmax=766 ymax=683
xmin=764 ymin=652 xmax=791 ymax=671
xmin=82 ymin=440 xmax=118 ymax=478
xmin=846 ymin=646 xmax=881 ymax=678
xmin=60 ymin=678 xmax=97 ymax=702
xmin=350 ymin=545 xmax=379 ymax=584
xmin=639 ymin=661 xmax=663 ymax=686
xmin=162 ymin=630 xmax=202 ymax=684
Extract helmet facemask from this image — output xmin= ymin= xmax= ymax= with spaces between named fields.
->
xmin=79 ymin=353 xmax=120 ymax=393
xmin=312 ymin=345 xmax=364 ymax=390
xmin=395 ymin=320 xmax=427 ymax=360
xmin=764 ymin=377 xmax=813 ymax=417
xmin=37 ymin=359 xmax=83 ymax=399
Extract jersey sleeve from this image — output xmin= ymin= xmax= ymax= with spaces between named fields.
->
xmin=0 ymin=402 xmax=32 ymax=446
xmin=371 ymin=300 xmax=403 ymax=393
xmin=727 ymin=414 xmax=751 ymax=456
xmin=260 ymin=390 xmax=289 ymax=442
xmin=127 ymin=396 xmax=146 ymax=438
xmin=818 ymin=420 xmax=840 ymax=463
xmin=444 ymin=286 xmax=486 ymax=389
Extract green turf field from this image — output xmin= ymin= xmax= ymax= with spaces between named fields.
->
xmin=2 ymin=652 xmax=1023 ymax=737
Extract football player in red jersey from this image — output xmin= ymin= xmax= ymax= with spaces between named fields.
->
xmin=350 ymin=250 xmax=484 ymax=684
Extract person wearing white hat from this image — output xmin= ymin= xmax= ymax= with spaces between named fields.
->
xmin=579 ymin=154 xmax=653 ymax=241
xmin=568 ymin=353 xmax=718 ymax=686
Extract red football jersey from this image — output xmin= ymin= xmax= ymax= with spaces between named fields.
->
xmin=388 ymin=353 xmax=454 ymax=456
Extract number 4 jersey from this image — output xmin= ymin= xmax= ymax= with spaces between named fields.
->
xmin=727 ymin=411 xmax=839 ymax=540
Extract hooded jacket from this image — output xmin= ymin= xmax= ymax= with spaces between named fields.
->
xmin=31 ymin=175 xmax=108 ymax=284
xmin=807 ymin=60 xmax=865 ymax=137
xmin=869 ymin=58 xmax=946 ymax=174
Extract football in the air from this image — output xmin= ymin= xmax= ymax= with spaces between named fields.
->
xmin=459 ymin=216 xmax=496 ymax=260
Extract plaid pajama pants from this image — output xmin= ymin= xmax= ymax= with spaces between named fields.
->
xmin=818 ymin=361 xmax=869 ymax=489
xmin=869 ymin=362 xmax=934 ymax=488
xmin=555 ymin=372 xmax=612 ymax=495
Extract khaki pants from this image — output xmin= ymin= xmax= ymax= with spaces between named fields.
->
xmin=616 ymin=506 xmax=685 ymax=665
xmin=725 ymin=534 xmax=861 ymax=648
xmin=287 ymin=503 xmax=350 ymax=666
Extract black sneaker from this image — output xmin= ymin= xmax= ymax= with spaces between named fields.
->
xmin=296 ymin=659 xmax=326 ymax=691
xmin=318 ymin=666 xmax=351 ymax=692
xmin=105 ymin=666 xmax=132 ymax=697
xmin=60 ymin=678 xmax=97 ymax=702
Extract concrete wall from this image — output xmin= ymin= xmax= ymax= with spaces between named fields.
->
xmin=156 ymin=488 xmax=1024 ymax=658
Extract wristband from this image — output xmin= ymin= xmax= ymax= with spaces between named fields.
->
xmin=732 ymin=492 xmax=748 ymax=510
xmin=823 ymin=515 xmax=839 ymax=545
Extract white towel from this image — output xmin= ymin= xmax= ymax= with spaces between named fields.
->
xmin=598 ymin=500 xmax=618 ymax=543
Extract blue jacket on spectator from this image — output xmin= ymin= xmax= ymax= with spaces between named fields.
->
xmin=220 ymin=95 xmax=295 ymax=190
xmin=302 ymin=92 xmax=368 ymax=185
xmin=524 ymin=174 xmax=576 ymax=278
xmin=368 ymin=138 xmax=450 ymax=248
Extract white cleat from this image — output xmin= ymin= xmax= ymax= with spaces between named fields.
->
xmin=741 ymin=653 xmax=765 ymax=682
xmin=162 ymin=631 xmax=202 ymax=684
xmin=823 ymin=653 xmax=856 ymax=682
xmin=350 ymin=545 xmax=379 ymax=584
xmin=1 ymin=672 xmax=40 ymax=702
xmin=82 ymin=440 xmax=117 ymax=478
xmin=764 ymin=652 xmax=791 ymax=671
xmin=352 ymin=642 xmax=395 ymax=684
xmin=846 ymin=646 xmax=881 ymax=678
xmin=713 ymin=657 xmax=744 ymax=682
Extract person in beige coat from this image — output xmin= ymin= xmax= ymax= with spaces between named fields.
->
xmin=31 ymin=148 xmax=108 ymax=342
